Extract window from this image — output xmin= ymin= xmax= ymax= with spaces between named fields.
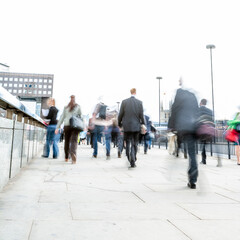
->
xmin=34 ymin=79 xmax=38 ymax=83
xmin=44 ymin=79 xmax=47 ymax=83
xmin=38 ymin=90 xmax=42 ymax=94
xmin=48 ymin=85 xmax=52 ymax=89
xmin=19 ymin=78 xmax=23 ymax=82
xmin=0 ymin=77 xmax=3 ymax=81
xmin=19 ymin=90 xmax=22 ymax=94
xmin=14 ymin=78 xmax=18 ymax=82
xmin=43 ymin=90 xmax=47 ymax=94
xmin=39 ymin=85 xmax=42 ymax=89
xmin=24 ymin=84 xmax=28 ymax=87
xmin=48 ymin=91 xmax=51 ymax=95
xmin=33 ymin=90 xmax=37 ymax=94
xmin=19 ymin=84 xmax=22 ymax=87
xmin=4 ymin=83 xmax=7 ymax=87
xmin=33 ymin=84 xmax=37 ymax=88
xmin=29 ymin=78 xmax=33 ymax=82
xmin=43 ymin=85 xmax=47 ymax=89
xmin=49 ymin=79 xmax=53 ymax=83
xmin=39 ymin=79 xmax=42 ymax=83
xmin=9 ymin=89 xmax=12 ymax=93
xmin=29 ymin=84 xmax=32 ymax=88
xmin=24 ymin=78 xmax=28 ymax=82
xmin=14 ymin=84 xmax=18 ymax=87
xmin=4 ymin=77 xmax=8 ymax=81
xmin=13 ymin=89 xmax=17 ymax=93
xmin=9 ymin=83 xmax=12 ymax=87
xmin=24 ymin=90 xmax=27 ymax=94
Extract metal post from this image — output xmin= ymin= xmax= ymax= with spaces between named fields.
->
xmin=206 ymin=44 xmax=216 ymax=142
xmin=156 ymin=77 xmax=162 ymax=127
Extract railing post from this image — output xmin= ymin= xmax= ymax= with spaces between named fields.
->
xmin=228 ymin=141 xmax=231 ymax=159
xmin=210 ymin=141 xmax=213 ymax=156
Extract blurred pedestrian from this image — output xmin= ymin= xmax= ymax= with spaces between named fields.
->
xmin=118 ymin=88 xmax=145 ymax=168
xmin=143 ymin=114 xmax=151 ymax=154
xmin=198 ymin=99 xmax=213 ymax=165
xmin=169 ymin=79 xmax=199 ymax=189
xmin=42 ymin=97 xmax=60 ymax=159
xmin=55 ymin=95 xmax=82 ymax=164
xmin=92 ymin=98 xmax=105 ymax=158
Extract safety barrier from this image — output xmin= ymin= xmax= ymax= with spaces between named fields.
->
xmin=0 ymin=86 xmax=46 ymax=191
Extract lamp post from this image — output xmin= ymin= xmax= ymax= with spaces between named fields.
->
xmin=206 ymin=44 xmax=216 ymax=121
xmin=206 ymin=44 xmax=216 ymax=142
xmin=116 ymin=102 xmax=120 ymax=112
xmin=156 ymin=77 xmax=162 ymax=127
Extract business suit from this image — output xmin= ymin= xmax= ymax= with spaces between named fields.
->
xmin=169 ymin=88 xmax=199 ymax=188
xmin=118 ymin=96 xmax=145 ymax=167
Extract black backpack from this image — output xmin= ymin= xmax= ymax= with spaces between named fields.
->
xmin=98 ymin=104 xmax=107 ymax=119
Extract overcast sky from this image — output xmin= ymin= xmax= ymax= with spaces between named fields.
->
xmin=1 ymin=0 xmax=240 ymax=121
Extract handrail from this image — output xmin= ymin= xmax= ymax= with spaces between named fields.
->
xmin=0 ymin=86 xmax=46 ymax=126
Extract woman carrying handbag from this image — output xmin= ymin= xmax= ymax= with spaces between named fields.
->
xmin=55 ymin=95 xmax=82 ymax=164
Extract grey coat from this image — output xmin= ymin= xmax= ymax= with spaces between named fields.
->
xmin=118 ymin=96 xmax=145 ymax=132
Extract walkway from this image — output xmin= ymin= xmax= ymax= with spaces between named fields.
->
xmin=0 ymin=143 xmax=240 ymax=240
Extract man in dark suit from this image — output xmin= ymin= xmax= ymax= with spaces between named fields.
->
xmin=169 ymin=85 xmax=199 ymax=189
xmin=118 ymin=88 xmax=145 ymax=168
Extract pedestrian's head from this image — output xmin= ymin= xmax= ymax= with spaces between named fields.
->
xmin=68 ymin=95 xmax=77 ymax=111
xmin=200 ymin=99 xmax=207 ymax=106
xmin=47 ymin=97 xmax=55 ymax=106
xmin=130 ymin=88 xmax=136 ymax=95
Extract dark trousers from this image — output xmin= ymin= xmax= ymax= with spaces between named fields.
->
xmin=201 ymin=140 xmax=207 ymax=164
xmin=64 ymin=126 xmax=79 ymax=159
xmin=124 ymin=132 xmax=139 ymax=163
xmin=183 ymin=134 xmax=198 ymax=184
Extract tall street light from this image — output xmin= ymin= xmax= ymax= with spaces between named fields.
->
xmin=116 ymin=102 xmax=120 ymax=112
xmin=156 ymin=77 xmax=162 ymax=127
xmin=206 ymin=44 xmax=216 ymax=123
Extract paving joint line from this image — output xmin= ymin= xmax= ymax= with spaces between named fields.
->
xmin=167 ymin=219 xmax=192 ymax=240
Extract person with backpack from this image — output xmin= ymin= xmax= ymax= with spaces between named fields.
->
xmin=92 ymin=98 xmax=107 ymax=158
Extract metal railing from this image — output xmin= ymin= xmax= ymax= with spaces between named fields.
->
xmin=0 ymin=86 xmax=46 ymax=191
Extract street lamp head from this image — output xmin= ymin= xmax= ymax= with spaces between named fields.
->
xmin=206 ymin=44 xmax=216 ymax=49
xmin=156 ymin=77 xmax=162 ymax=80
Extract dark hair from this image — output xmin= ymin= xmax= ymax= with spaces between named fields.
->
xmin=68 ymin=95 xmax=77 ymax=111
xmin=200 ymin=99 xmax=207 ymax=105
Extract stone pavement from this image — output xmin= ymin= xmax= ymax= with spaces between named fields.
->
xmin=0 ymin=143 xmax=240 ymax=240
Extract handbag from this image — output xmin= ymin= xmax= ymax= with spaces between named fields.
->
xmin=69 ymin=115 xmax=85 ymax=131
xmin=224 ymin=129 xmax=239 ymax=143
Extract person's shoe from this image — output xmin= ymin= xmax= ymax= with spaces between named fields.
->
xmin=42 ymin=155 xmax=48 ymax=158
xmin=65 ymin=159 xmax=69 ymax=162
xmin=71 ymin=153 xmax=76 ymax=164
xmin=200 ymin=161 xmax=206 ymax=165
xmin=106 ymin=154 xmax=111 ymax=160
xmin=187 ymin=182 xmax=196 ymax=189
xmin=118 ymin=151 xmax=121 ymax=158
xmin=184 ymin=153 xmax=188 ymax=159
xmin=130 ymin=161 xmax=136 ymax=168
xmin=144 ymin=151 xmax=147 ymax=154
xmin=93 ymin=155 xmax=97 ymax=158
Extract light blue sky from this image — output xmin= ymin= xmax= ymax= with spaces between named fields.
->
xmin=1 ymin=0 xmax=239 ymax=121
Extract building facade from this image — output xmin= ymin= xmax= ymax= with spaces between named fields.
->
xmin=0 ymin=72 xmax=54 ymax=117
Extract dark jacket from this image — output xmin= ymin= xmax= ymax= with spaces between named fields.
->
xmin=199 ymin=106 xmax=213 ymax=121
xmin=118 ymin=96 xmax=145 ymax=132
xmin=169 ymin=88 xmax=199 ymax=134
xmin=45 ymin=106 xmax=58 ymax=125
